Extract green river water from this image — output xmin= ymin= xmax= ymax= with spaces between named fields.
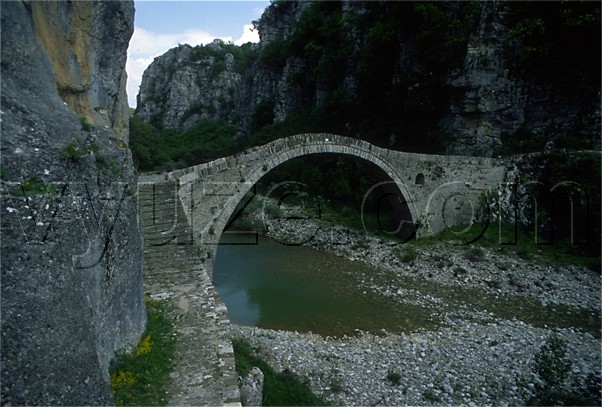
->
xmin=213 ymin=234 xmax=600 ymax=337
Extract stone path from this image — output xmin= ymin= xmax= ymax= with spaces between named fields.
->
xmin=139 ymin=180 xmax=240 ymax=406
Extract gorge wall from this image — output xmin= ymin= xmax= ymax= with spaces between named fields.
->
xmin=1 ymin=1 xmax=145 ymax=404
xmin=135 ymin=1 xmax=600 ymax=157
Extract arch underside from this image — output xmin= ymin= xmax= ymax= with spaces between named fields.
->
xmin=209 ymin=144 xmax=419 ymax=255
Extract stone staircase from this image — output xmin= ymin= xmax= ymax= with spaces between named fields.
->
xmin=138 ymin=179 xmax=240 ymax=406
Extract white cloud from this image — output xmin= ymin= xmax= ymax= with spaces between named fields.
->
xmin=234 ymin=23 xmax=260 ymax=45
xmin=126 ymin=24 xmax=260 ymax=107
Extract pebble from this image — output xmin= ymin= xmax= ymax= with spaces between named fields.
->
xmin=228 ymin=201 xmax=601 ymax=405
xmin=229 ymin=320 xmax=600 ymax=406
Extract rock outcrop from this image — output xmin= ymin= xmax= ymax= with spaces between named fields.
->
xmin=441 ymin=1 xmax=526 ymax=155
xmin=239 ymin=367 xmax=265 ymax=406
xmin=1 ymin=1 xmax=145 ymax=404
xmin=136 ymin=1 xmax=600 ymax=156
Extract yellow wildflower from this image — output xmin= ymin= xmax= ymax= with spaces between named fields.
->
xmin=110 ymin=370 xmax=136 ymax=394
xmin=135 ymin=335 xmax=153 ymax=356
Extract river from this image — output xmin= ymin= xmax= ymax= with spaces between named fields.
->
xmin=213 ymin=233 xmax=436 ymax=337
xmin=214 ymin=230 xmax=600 ymax=338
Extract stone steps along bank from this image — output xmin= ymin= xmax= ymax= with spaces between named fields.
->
xmin=139 ymin=180 xmax=240 ymax=406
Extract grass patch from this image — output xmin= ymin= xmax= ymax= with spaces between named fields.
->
xmin=80 ymin=116 xmax=92 ymax=131
xmin=408 ymin=222 xmax=600 ymax=269
xmin=394 ymin=247 xmax=418 ymax=263
xmin=422 ymin=388 xmax=441 ymax=402
xmin=7 ymin=178 xmax=58 ymax=196
xmin=232 ymin=338 xmax=328 ymax=406
xmin=61 ymin=138 xmax=99 ymax=161
xmin=109 ymin=297 xmax=176 ymax=406
xmin=528 ymin=333 xmax=600 ymax=406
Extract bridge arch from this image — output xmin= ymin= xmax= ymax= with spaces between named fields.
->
xmin=171 ymin=134 xmax=419 ymax=275
xmin=218 ymin=151 xmax=417 ymax=240
xmin=214 ymin=136 xmax=417 ymax=247
xmin=141 ymin=133 xmax=510 ymax=277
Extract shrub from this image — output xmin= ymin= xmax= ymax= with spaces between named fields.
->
xmin=528 ymin=333 xmax=573 ymax=405
xmin=80 ymin=116 xmax=92 ymax=131
xmin=61 ymin=139 xmax=98 ymax=161
xmin=8 ymin=178 xmax=58 ymax=196
xmin=396 ymin=248 xmax=418 ymax=263
xmin=423 ymin=388 xmax=441 ymax=402
xmin=386 ymin=370 xmax=402 ymax=386
xmin=232 ymin=339 xmax=327 ymax=406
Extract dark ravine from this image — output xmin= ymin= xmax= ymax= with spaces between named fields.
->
xmin=136 ymin=0 xmax=600 ymax=156
xmin=1 ymin=1 xmax=144 ymax=404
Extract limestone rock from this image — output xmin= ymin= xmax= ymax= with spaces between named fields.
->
xmin=239 ymin=367 xmax=265 ymax=406
xmin=135 ymin=0 xmax=599 ymax=156
xmin=441 ymin=1 xmax=526 ymax=155
xmin=1 ymin=1 xmax=145 ymax=405
xmin=136 ymin=42 xmax=246 ymax=132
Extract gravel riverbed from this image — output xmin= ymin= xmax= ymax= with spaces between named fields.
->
xmin=230 ymin=321 xmax=599 ymax=406
xmin=228 ymin=201 xmax=601 ymax=405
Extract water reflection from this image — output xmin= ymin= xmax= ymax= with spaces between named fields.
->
xmin=213 ymin=234 xmax=434 ymax=336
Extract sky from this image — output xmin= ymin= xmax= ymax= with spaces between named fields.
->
xmin=127 ymin=1 xmax=270 ymax=107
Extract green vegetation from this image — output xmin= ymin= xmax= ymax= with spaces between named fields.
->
xmin=189 ymin=39 xmax=256 ymax=73
xmin=394 ymin=247 xmax=419 ymax=264
xmin=386 ymin=370 xmax=402 ymax=386
xmin=254 ymin=154 xmax=406 ymax=235
xmin=246 ymin=1 xmax=481 ymax=153
xmin=517 ymin=152 xmax=601 ymax=260
xmin=61 ymin=138 xmax=123 ymax=178
xmin=130 ymin=1 xmax=599 ymax=165
xmin=109 ymin=297 xmax=176 ymax=406
xmin=529 ymin=333 xmax=572 ymax=405
xmin=422 ymin=388 xmax=441 ymax=403
xmin=80 ymin=116 xmax=92 ymax=132
xmin=506 ymin=2 xmax=600 ymax=94
xmin=408 ymin=221 xmax=600 ymax=270
xmin=131 ymin=2 xmax=485 ymax=167
xmin=527 ymin=333 xmax=600 ymax=406
xmin=129 ymin=115 xmax=239 ymax=172
xmin=61 ymin=139 xmax=99 ymax=161
xmin=128 ymin=2 xmax=599 ymax=257
xmin=8 ymin=178 xmax=58 ymax=196
xmin=495 ymin=2 xmax=601 ymax=155
xmin=497 ymin=122 xmax=600 ymax=155
xmin=232 ymin=338 xmax=327 ymax=406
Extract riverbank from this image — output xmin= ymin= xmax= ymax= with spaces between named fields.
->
xmin=230 ymin=320 xmax=599 ymax=405
xmin=234 ymin=195 xmax=600 ymax=312
xmin=264 ymin=217 xmax=599 ymax=312
xmin=225 ymin=196 xmax=600 ymax=405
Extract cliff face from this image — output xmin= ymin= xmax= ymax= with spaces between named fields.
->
xmin=440 ymin=1 xmax=526 ymax=155
xmin=135 ymin=1 xmax=309 ymax=136
xmin=1 ymin=1 xmax=145 ymax=405
xmin=136 ymin=1 xmax=600 ymax=157
xmin=441 ymin=1 xmax=600 ymax=155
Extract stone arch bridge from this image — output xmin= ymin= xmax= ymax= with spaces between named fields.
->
xmin=139 ymin=133 xmax=508 ymax=276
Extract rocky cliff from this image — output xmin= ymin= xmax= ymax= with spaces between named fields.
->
xmin=1 ymin=1 xmax=145 ymax=404
xmin=136 ymin=1 xmax=600 ymax=157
